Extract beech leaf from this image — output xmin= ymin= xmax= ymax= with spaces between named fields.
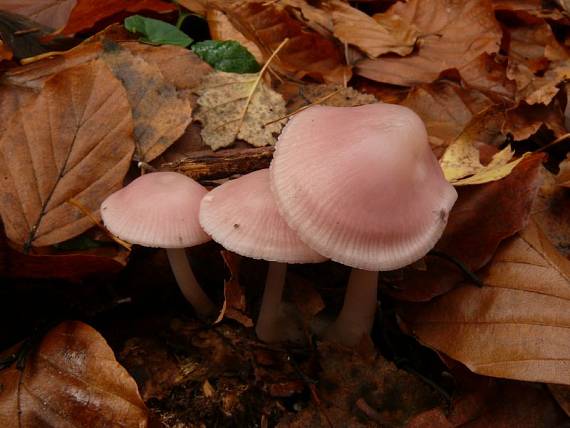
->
xmin=355 ymin=0 xmax=501 ymax=87
xmin=0 ymin=321 xmax=148 ymax=427
xmin=402 ymin=220 xmax=570 ymax=385
xmin=0 ymin=0 xmax=77 ymax=29
xmin=102 ymin=43 xmax=193 ymax=162
xmin=194 ymin=71 xmax=286 ymax=150
xmin=0 ymin=60 xmax=134 ymax=249
xmin=328 ymin=0 xmax=419 ymax=57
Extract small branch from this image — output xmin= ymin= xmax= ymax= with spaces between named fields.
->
xmin=161 ymin=146 xmax=274 ymax=181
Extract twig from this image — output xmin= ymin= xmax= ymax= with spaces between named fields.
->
xmin=235 ymin=38 xmax=289 ymax=140
xmin=67 ymin=198 xmax=132 ymax=251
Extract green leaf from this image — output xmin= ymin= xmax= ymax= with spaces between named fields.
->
xmin=124 ymin=15 xmax=192 ymax=47
xmin=192 ymin=40 xmax=260 ymax=73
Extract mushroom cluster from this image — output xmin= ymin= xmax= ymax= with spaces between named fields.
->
xmin=100 ymin=102 xmax=457 ymax=347
xmin=270 ymin=103 xmax=458 ymax=346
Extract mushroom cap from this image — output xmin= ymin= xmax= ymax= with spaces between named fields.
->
xmin=199 ymin=169 xmax=326 ymax=263
xmin=101 ymin=172 xmax=210 ymax=248
xmin=270 ymin=103 xmax=458 ymax=271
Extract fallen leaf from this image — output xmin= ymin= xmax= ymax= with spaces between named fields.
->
xmin=387 ymin=154 xmax=544 ymax=301
xmin=0 ymin=84 xmax=36 ymax=136
xmin=532 ymin=168 xmax=570 ymax=257
xmin=214 ymin=1 xmax=350 ymax=84
xmin=192 ymin=40 xmax=260 ymax=73
xmin=457 ymin=53 xmax=516 ymax=99
xmin=284 ymin=83 xmax=377 ymax=114
xmin=503 ymin=99 xmax=567 ymax=141
xmin=3 ymin=39 xmax=211 ymax=92
xmin=0 ymin=321 xmax=148 ymax=427
xmin=400 ymin=80 xmax=499 ymax=154
xmin=215 ymin=251 xmax=254 ymax=327
xmin=62 ymin=0 xmax=176 ymax=35
xmin=0 ymin=233 xmax=128 ymax=282
xmin=327 ymin=0 xmax=419 ymax=57
xmin=206 ymin=9 xmax=264 ymax=63
xmin=493 ymin=0 xmax=567 ymax=22
xmin=441 ymin=138 xmax=529 ymax=185
xmin=514 ymin=60 xmax=570 ymax=105
xmin=0 ymin=0 xmax=77 ymax=29
xmin=409 ymin=377 xmax=568 ymax=428
xmin=102 ymin=42 xmax=193 ymax=162
xmin=0 ymin=60 xmax=134 ymax=249
xmin=401 ymin=220 xmax=570 ymax=385
xmin=124 ymin=15 xmax=193 ymax=47
xmin=355 ymin=0 xmax=502 ymax=88
xmin=194 ymin=71 xmax=286 ymax=150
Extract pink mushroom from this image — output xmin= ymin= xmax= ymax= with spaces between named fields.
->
xmin=270 ymin=103 xmax=458 ymax=346
xmin=101 ymin=172 xmax=215 ymax=318
xmin=199 ymin=169 xmax=326 ymax=343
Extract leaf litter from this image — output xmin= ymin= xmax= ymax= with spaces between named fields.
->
xmin=2 ymin=1 xmax=570 ymax=427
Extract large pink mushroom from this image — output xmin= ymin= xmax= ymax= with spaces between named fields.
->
xmin=101 ymin=172 xmax=215 ymax=318
xmin=270 ymin=103 xmax=458 ymax=346
xmin=199 ymin=168 xmax=326 ymax=343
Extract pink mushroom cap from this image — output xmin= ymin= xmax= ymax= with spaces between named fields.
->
xmin=270 ymin=103 xmax=458 ymax=271
xmin=101 ymin=172 xmax=210 ymax=248
xmin=199 ymin=169 xmax=326 ymax=263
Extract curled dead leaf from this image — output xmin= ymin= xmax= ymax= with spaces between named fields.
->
xmin=0 ymin=321 xmax=148 ymax=427
xmin=0 ymin=0 xmax=77 ymax=29
xmin=0 ymin=60 xmax=134 ymax=249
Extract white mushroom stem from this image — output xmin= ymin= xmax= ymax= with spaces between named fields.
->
xmin=324 ymin=269 xmax=379 ymax=346
xmin=256 ymin=261 xmax=287 ymax=343
xmin=166 ymin=248 xmax=216 ymax=318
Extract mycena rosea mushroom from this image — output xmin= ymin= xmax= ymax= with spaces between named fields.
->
xmin=101 ymin=172 xmax=216 ymax=318
xmin=199 ymin=168 xmax=326 ymax=343
xmin=270 ymin=103 xmax=458 ymax=346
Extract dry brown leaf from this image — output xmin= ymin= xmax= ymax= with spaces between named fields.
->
xmin=503 ymin=100 xmax=567 ymax=141
xmin=194 ymin=71 xmax=286 ymax=150
xmin=532 ymin=168 xmax=570 ymax=258
xmin=62 ymin=0 xmax=176 ymax=35
xmin=285 ymin=83 xmax=377 ymax=113
xmin=493 ymin=0 xmax=567 ymax=21
xmin=514 ymin=60 xmax=570 ymax=105
xmin=402 ymin=220 xmax=570 ymax=385
xmin=0 ymin=0 xmax=77 ymax=29
xmin=458 ymin=53 xmax=516 ymax=99
xmin=0 ymin=60 xmax=134 ymax=249
xmin=216 ymin=0 xmax=350 ymax=84
xmin=400 ymin=80 xmax=500 ymax=154
xmin=215 ymin=251 xmax=253 ymax=327
xmin=0 ymin=321 xmax=148 ymax=427
xmin=102 ymin=44 xmax=193 ymax=162
xmin=0 ymin=84 xmax=36 ymax=136
xmin=207 ymin=9 xmax=264 ymax=63
xmin=355 ymin=0 xmax=502 ymax=88
xmin=327 ymin=0 xmax=419 ymax=57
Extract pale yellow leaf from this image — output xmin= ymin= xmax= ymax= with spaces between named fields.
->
xmin=194 ymin=71 xmax=286 ymax=150
xmin=440 ymin=137 xmax=529 ymax=186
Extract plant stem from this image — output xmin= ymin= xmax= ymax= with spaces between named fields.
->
xmin=324 ymin=269 xmax=379 ymax=346
xmin=166 ymin=248 xmax=215 ymax=318
xmin=256 ymin=262 xmax=287 ymax=342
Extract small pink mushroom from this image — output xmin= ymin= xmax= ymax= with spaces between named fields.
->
xmin=199 ymin=169 xmax=326 ymax=343
xmin=101 ymin=172 xmax=215 ymax=318
xmin=270 ymin=103 xmax=458 ymax=346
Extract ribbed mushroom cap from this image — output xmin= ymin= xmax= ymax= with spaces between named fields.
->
xmin=101 ymin=172 xmax=210 ymax=248
xmin=270 ymin=103 xmax=458 ymax=271
xmin=200 ymin=169 xmax=326 ymax=263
